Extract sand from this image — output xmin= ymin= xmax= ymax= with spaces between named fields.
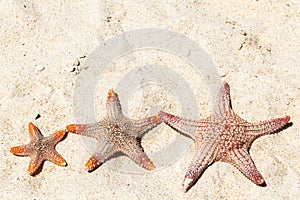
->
xmin=1 ymin=1 xmax=299 ymax=199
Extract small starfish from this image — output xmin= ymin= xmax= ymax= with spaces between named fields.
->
xmin=66 ymin=89 xmax=162 ymax=172
xmin=159 ymin=81 xmax=290 ymax=192
xmin=10 ymin=122 xmax=67 ymax=176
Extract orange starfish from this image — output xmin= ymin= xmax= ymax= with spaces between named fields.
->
xmin=66 ymin=89 xmax=162 ymax=172
xmin=10 ymin=122 xmax=67 ymax=176
xmin=159 ymin=81 xmax=291 ymax=192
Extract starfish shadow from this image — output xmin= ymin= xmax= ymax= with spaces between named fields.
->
xmin=30 ymin=161 xmax=44 ymax=176
xmin=259 ymin=181 xmax=267 ymax=187
xmin=266 ymin=121 xmax=293 ymax=137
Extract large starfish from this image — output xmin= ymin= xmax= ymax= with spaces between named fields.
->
xmin=66 ymin=89 xmax=162 ymax=172
xmin=10 ymin=122 xmax=67 ymax=176
xmin=159 ymin=81 xmax=290 ymax=192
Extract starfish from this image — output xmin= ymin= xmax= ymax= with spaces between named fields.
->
xmin=159 ymin=81 xmax=290 ymax=192
xmin=10 ymin=122 xmax=67 ymax=176
xmin=66 ymin=89 xmax=162 ymax=172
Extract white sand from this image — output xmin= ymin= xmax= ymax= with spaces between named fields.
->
xmin=1 ymin=1 xmax=299 ymax=199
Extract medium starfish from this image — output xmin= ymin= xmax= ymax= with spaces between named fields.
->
xmin=10 ymin=122 xmax=67 ymax=176
xmin=66 ymin=89 xmax=162 ymax=172
xmin=159 ymin=81 xmax=290 ymax=192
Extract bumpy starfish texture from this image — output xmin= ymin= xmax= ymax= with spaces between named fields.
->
xmin=10 ymin=122 xmax=67 ymax=176
xmin=66 ymin=89 xmax=162 ymax=172
xmin=159 ymin=81 xmax=290 ymax=192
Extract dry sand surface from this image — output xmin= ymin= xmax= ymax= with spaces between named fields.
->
xmin=1 ymin=1 xmax=299 ymax=199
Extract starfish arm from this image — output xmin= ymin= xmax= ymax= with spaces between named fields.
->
xmin=122 ymin=140 xmax=155 ymax=171
xmin=130 ymin=115 xmax=162 ymax=137
xmin=225 ymin=148 xmax=265 ymax=185
xmin=27 ymin=156 xmax=44 ymax=176
xmin=245 ymin=116 xmax=290 ymax=138
xmin=47 ymin=130 xmax=66 ymax=145
xmin=66 ymin=123 xmax=103 ymax=138
xmin=28 ymin=122 xmax=43 ymax=140
xmin=214 ymin=81 xmax=234 ymax=117
xmin=183 ymin=138 xmax=216 ymax=192
xmin=10 ymin=144 xmax=32 ymax=156
xmin=45 ymin=150 xmax=67 ymax=167
xmin=159 ymin=111 xmax=209 ymax=140
xmin=106 ymin=89 xmax=123 ymax=119
xmin=85 ymin=142 xmax=117 ymax=172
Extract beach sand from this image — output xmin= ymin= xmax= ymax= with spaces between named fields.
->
xmin=1 ymin=1 xmax=299 ymax=199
